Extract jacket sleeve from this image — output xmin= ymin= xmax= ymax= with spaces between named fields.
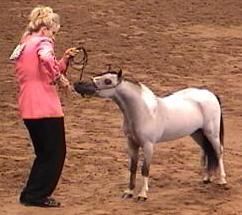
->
xmin=37 ymin=39 xmax=68 ymax=81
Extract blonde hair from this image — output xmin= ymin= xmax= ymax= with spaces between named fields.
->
xmin=26 ymin=6 xmax=60 ymax=33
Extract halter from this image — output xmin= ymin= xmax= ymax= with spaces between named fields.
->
xmin=92 ymin=65 xmax=123 ymax=90
xmin=69 ymin=46 xmax=88 ymax=81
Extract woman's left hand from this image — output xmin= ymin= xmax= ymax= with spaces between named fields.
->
xmin=63 ymin=47 xmax=79 ymax=62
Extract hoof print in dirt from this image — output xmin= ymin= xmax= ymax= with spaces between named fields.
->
xmin=122 ymin=193 xmax=133 ymax=199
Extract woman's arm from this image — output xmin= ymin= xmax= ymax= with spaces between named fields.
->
xmin=37 ymin=39 xmax=68 ymax=81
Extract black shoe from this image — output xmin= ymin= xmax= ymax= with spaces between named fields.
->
xmin=20 ymin=197 xmax=61 ymax=208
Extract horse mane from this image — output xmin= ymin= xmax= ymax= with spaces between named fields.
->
xmin=123 ymin=76 xmax=141 ymax=87
xmin=98 ymin=71 xmax=119 ymax=76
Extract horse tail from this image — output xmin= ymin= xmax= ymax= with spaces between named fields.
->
xmin=215 ymin=94 xmax=224 ymax=146
xmin=202 ymin=134 xmax=219 ymax=172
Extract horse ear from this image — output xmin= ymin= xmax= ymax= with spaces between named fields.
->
xmin=118 ymin=69 xmax=122 ymax=79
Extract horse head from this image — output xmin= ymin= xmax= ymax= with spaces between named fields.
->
xmin=73 ymin=67 xmax=123 ymax=98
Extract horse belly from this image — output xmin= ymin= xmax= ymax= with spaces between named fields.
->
xmin=159 ymin=106 xmax=203 ymax=142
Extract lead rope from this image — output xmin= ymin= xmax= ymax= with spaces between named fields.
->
xmin=70 ymin=46 xmax=88 ymax=81
xmin=60 ymin=46 xmax=88 ymax=96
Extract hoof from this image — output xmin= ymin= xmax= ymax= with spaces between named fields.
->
xmin=136 ymin=196 xmax=147 ymax=202
xmin=122 ymin=193 xmax=133 ymax=199
xmin=218 ymin=179 xmax=227 ymax=185
xmin=203 ymin=179 xmax=211 ymax=184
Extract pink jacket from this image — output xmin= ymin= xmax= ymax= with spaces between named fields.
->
xmin=11 ymin=33 xmax=68 ymax=119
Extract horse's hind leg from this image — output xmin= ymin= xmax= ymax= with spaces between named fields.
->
xmin=191 ymin=129 xmax=212 ymax=183
xmin=217 ymin=145 xmax=226 ymax=184
xmin=122 ymin=138 xmax=139 ymax=199
xmin=203 ymin=130 xmax=227 ymax=185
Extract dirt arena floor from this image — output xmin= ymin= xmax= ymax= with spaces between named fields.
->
xmin=1 ymin=0 xmax=242 ymax=214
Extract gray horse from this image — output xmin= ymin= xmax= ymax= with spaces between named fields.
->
xmin=74 ymin=69 xmax=226 ymax=201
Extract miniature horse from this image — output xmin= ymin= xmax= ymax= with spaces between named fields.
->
xmin=73 ymin=70 xmax=227 ymax=201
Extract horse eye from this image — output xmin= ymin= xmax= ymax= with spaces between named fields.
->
xmin=104 ymin=79 xmax=112 ymax=85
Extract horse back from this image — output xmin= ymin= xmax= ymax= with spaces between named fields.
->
xmin=165 ymin=87 xmax=219 ymax=106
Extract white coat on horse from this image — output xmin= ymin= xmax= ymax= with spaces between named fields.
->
xmin=74 ymin=69 xmax=226 ymax=201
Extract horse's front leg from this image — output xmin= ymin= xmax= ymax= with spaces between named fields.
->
xmin=122 ymin=138 xmax=139 ymax=199
xmin=138 ymin=142 xmax=153 ymax=201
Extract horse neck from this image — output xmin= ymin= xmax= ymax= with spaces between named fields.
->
xmin=112 ymin=80 xmax=148 ymax=118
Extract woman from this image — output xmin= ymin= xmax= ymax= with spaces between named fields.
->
xmin=10 ymin=6 xmax=79 ymax=207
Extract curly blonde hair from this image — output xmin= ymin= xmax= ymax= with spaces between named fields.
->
xmin=26 ymin=6 xmax=60 ymax=33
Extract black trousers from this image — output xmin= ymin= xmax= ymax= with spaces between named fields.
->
xmin=20 ymin=117 xmax=66 ymax=201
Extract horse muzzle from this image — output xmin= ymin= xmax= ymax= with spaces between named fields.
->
xmin=73 ymin=81 xmax=97 ymax=97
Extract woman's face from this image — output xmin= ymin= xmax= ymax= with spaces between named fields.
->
xmin=42 ymin=25 xmax=60 ymax=40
